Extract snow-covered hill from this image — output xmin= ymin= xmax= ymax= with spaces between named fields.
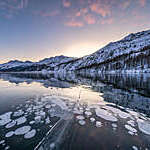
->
xmin=0 ymin=29 xmax=150 ymax=73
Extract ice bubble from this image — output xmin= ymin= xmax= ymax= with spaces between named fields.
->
xmin=96 ymin=121 xmax=102 ymax=127
xmin=5 ymin=146 xmax=10 ymax=150
xmin=132 ymin=146 xmax=138 ymax=150
xmin=40 ymin=112 xmax=46 ymax=119
xmin=35 ymin=116 xmax=41 ymax=123
xmin=76 ymin=115 xmax=85 ymax=120
xmin=15 ymin=116 xmax=27 ymax=125
xmin=78 ymin=120 xmax=86 ymax=126
xmin=15 ymin=126 xmax=31 ymax=135
xmin=5 ymin=131 xmax=14 ymax=138
xmin=125 ymin=125 xmax=137 ymax=133
xmin=85 ymin=111 xmax=92 ymax=117
xmin=137 ymin=119 xmax=150 ymax=135
xmin=0 ymin=112 xmax=12 ymax=126
xmin=45 ymin=104 xmax=51 ymax=109
xmin=128 ymin=131 xmax=134 ymax=136
xmin=95 ymin=108 xmax=118 ymax=122
xmin=127 ymin=120 xmax=135 ymax=127
xmin=50 ymin=142 xmax=55 ymax=149
xmin=13 ymin=110 xmax=24 ymax=117
xmin=0 ymin=140 xmax=5 ymax=145
xmin=45 ymin=117 xmax=51 ymax=124
xmin=29 ymin=121 xmax=35 ymax=125
xmin=24 ymin=129 xmax=36 ymax=139
xmin=90 ymin=118 xmax=95 ymax=122
xmin=5 ymin=120 xmax=16 ymax=129
xmin=112 ymin=123 xmax=117 ymax=128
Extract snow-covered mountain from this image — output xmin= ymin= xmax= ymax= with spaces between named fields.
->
xmin=0 ymin=29 xmax=150 ymax=73
xmin=0 ymin=56 xmax=75 ymax=72
xmin=55 ymin=29 xmax=150 ymax=73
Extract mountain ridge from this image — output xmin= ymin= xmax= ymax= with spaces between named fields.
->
xmin=0 ymin=29 xmax=150 ymax=73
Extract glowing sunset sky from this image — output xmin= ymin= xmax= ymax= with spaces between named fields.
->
xmin=0 ymin=0 xmax=150 ymax=63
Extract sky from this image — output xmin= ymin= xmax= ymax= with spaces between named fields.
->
xmin=0 ymin=0 xmax=150 ymax=63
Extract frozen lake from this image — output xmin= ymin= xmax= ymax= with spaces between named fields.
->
xmin=0 ymin=73 xmax=150 ymax=150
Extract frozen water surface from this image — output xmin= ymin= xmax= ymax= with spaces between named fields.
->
xmin=0 ymin=73 xmax=150 ymax=150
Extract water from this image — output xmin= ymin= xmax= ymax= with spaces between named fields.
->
xmin=0 ymin=73 xmax=150 ymax=150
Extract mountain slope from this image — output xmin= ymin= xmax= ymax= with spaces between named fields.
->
xmin=0 ymin=29 xmax=150 ymax=73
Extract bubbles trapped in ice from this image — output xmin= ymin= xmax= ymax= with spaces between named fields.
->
xmin=85 ymin=111 xmax=92 ymax=117
xmin=5 ymin=131 xmax=14 ymax=138
xmin=137 ymin=119 xmax=150 ymax=135
xmin=50 ymin=142 xmax=55 ymax=149
xmin=4 ymin=146 xmax=10 ymax=150
xmin=13 ymin=110 xmax=24 ymax=117
xmin=76 ymin=115 xmax=85 ymax=120
xmin=35 ymin=116 xmax=42 ymax=123
xmin=15 ymin=116 xmax=27 ymax=125
xmin=0 ymin=112 xmax=12 ymax=126
xmin=112 ymin=123 xmax=117 ymax=128
xmin=29 ymin=121 xmax=35 ymax=125
xmin=95 ymin=108 xmax=118 ymax=122
xmin=125 ymin=125 xmax=137 ymax=134
xmin=132 ymin=146 xmax=138 ymax=150
xmin=78 ymin=120 xmax=86 ymax=126
xmin=127 ymin=120 xmax=135 ymax=127
xmin=0 ymin=140 xmax=5 ymax=145
xmin=96 ymin=121 xmax=102 ymax=127
xmin=15 ymin=126 xmax=31 ymax=135
xmin=90 ymin=117 xmax=95 ymax=122
xmin=24 ymin=129 xmax=36 ymax=139
xmin=45 ymin=117 xmax=51 ymax=124
xmin=5 ymin=120 xmax=16 ymax=128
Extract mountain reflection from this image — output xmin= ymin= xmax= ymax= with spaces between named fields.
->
xmin=0 ymin=73 xmax=150 ymax=116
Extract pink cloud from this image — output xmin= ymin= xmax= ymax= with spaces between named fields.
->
xmin=65 ymin=20 xmax=84 ymax=27
xmin=139 ymin=0 xmax=146 ymax=7
xmin=84 ymin=14 xmax=96 ymax=24
xmin=89 ymin=2 xmax=111 ymax=17
xmin=120 ymin=0 xmax=131 ymax=10
xmin=63 ymin=0 xmax=71 ymax=8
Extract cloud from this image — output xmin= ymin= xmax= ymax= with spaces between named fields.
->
xmin=84 ymin=14 xmax=96 ymax=24
xmin=139 ymin=0 xmax=146 ymax=7
xmin=101 ymin=18 xmax=113 ymax=25
xmin=63 ymin=0 xmax=71 ymax=8
xmin=120 ymin=0 xmax=131 ymax=10
xmin=89 ymin=2 xmax=111 ymax=17
xmin=38 ymin=10 xmax=59 ymax=17
xmin=65 ymin=20 xmax=84 ymax=27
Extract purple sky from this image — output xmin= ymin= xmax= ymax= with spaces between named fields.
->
xmin=0 ymin=0 xmax=150 ymax=63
